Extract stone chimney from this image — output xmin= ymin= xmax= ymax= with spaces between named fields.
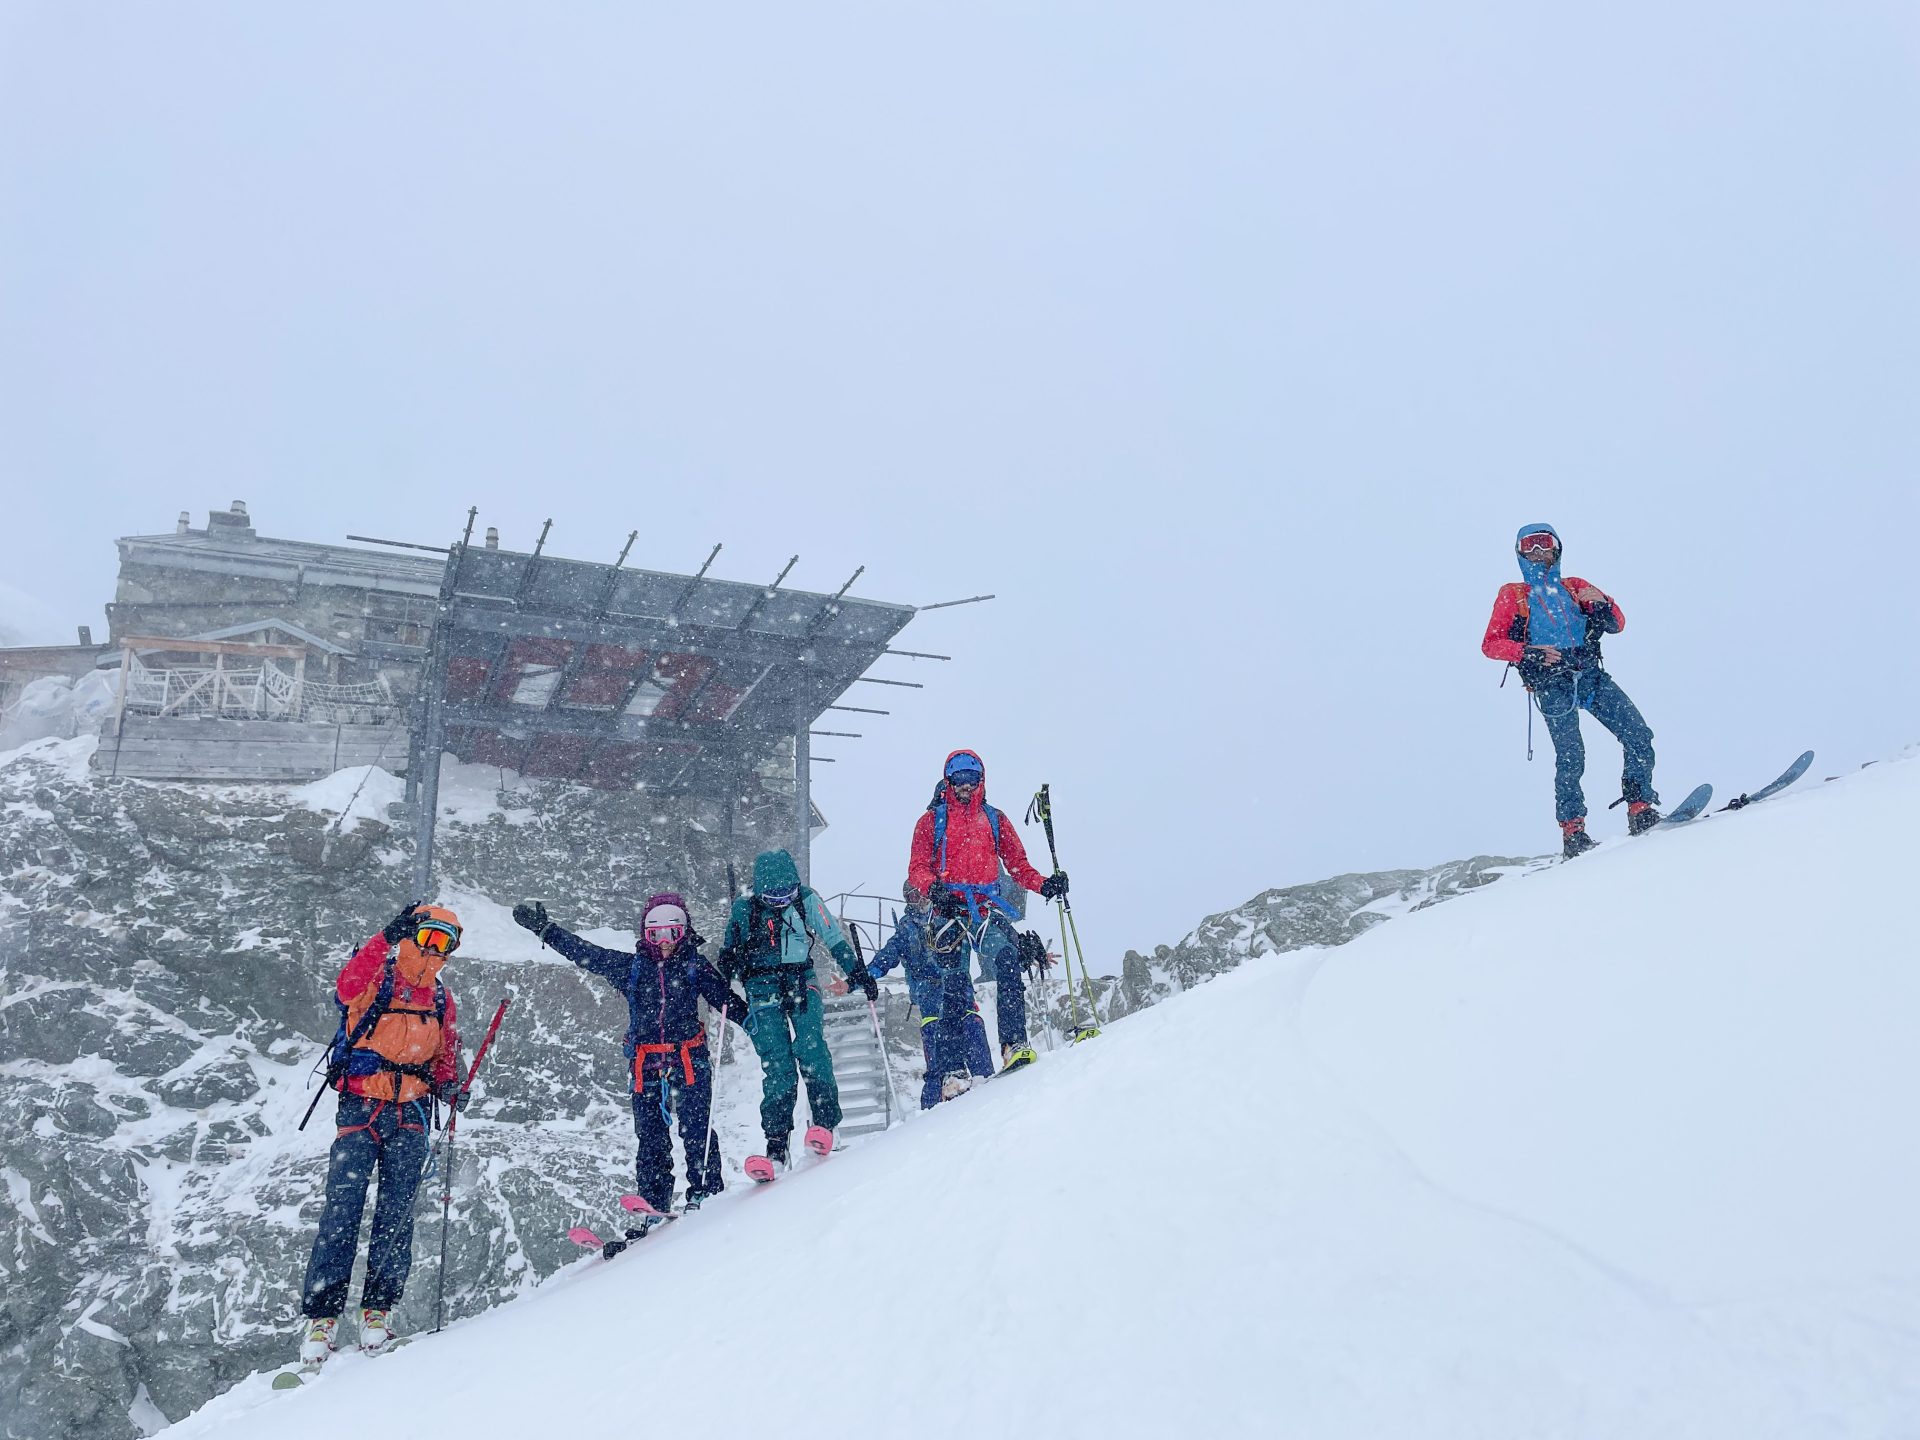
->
xmin=207 ymin=501 xmax=256 ymax=540
xmin=78 ymin=625 xmax=93 ymax=646
xmin=485 ymin=527 xmax=500 ymax=549
xmin=176 ymin=511 xmax=191 ymax=534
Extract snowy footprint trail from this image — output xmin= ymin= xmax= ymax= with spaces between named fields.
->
xmin=163 ymin=760 xmax=1918 ymax=1440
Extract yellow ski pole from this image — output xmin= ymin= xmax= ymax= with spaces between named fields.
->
xmin=1026 ymin=785 xmax=1100 ymax=1042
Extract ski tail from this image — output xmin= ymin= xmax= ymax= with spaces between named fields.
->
xmin=1658 ymin=783 xmax=1714 ymax=826
xmin=743 ymin=1155 xmax=777 ymax=1184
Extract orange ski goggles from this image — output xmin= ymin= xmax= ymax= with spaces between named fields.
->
xmin=414 ymin=922 xmax=461 ymax=954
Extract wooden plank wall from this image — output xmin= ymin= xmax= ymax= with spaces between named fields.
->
xmin=93 ymin=718 xmax=411 ymax=783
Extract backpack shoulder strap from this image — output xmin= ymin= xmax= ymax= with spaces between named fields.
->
xmin=985 ymin=804 xmax=1004 ymax=855
xmin=335 ymin=949 xmax=399 ymax=1063
xmin=782 ymin=890 xmax=819 ymax=950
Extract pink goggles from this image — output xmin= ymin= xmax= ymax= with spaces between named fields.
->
xmin=644 ymin=922 xmax=687 ymax=947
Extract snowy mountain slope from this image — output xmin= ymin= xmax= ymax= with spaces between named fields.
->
xmin=163 ymin=755 xmax=1918 ymax=1439
xmin=1299 ymin=750 xmax=1920 ymax=1413
xmin=0 ymin=736 xmax=1534 ymax=1440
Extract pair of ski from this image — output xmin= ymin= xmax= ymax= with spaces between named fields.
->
xmin=743 ymin=1123 xmax=834 ymax=1184
xmin=272 ymin=1335 xmax=408 ymax=1389
xmin=568 ymin=1125 xmax=838 ymax=1259
xmin=568 ymin=1193 xmax=679 ymax=1259
xmin=1648 ymin=750 xmax=1815 ymax=831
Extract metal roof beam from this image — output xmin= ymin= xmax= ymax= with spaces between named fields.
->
xmin=439 ymin=700 xmax=796 ymax=745
xmin=439 ymin=601 xmax=887 ymax=666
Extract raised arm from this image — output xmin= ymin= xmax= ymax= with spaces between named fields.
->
xmin=512 ymin=901 xmax=629 ymax=987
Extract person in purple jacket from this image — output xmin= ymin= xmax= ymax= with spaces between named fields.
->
xmin=513 ymin=893 xmax=749 ymax=1214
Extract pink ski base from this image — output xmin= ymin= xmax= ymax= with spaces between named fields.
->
xmin=619 ymin=1193 xmax=671 ymax=1217
xmin=803 ymin=1125 xmax=833 ymax=1157
xmin=743 ymin=1155 xmax=777 ymax=1184
xmin=567 ymin=1226 xmax=602 ymax=1249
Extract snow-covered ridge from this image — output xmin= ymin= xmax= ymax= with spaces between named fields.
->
xmin=164 ymin=750 xmax=1917 ymax=1440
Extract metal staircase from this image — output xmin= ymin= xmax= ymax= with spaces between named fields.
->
xmin=821 ymin=985 xmax=895 ymax=1138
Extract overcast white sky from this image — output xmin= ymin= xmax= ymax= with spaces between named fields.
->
xmin=3 ymin=3 xmax=1916 ymax=960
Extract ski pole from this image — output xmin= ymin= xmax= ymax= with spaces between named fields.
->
xmin=698 ymin=1007 xmax=729 ymax=1183
xmin=433 ymin=995 xmax=510 ymax=1335
xmin=848 ymin=921 xmax=905 ymax=1127
xmin=1025 ymin=785 xmax=1101 ymax=1040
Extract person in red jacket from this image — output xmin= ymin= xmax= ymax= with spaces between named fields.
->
xmin=298 ymin=902 xmax=465 ymax=1366
xmin=1482 ymin=522 xmax=1660 ymax=857
xmin=908 ymin=749 xmax=1068 ymax=1068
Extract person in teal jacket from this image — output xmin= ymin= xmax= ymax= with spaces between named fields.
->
xmin=716 ymin=849 xmax=876 ymax=1165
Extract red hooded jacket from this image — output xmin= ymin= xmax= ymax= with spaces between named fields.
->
xmin=1480 ymin=578 xmax=1624 ymax=665
xmin=908 ymin=750 xmax=1050 ymax=897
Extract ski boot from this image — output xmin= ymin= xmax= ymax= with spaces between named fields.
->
xmin=940 ymin=1073 xmax=974 ymax=1101
xmin=682 ymin=1191 xmax=707 ymax=1213
xmin=744 ymin=1132 xmax=789 ymax=1184
xmin=298 ymin=1316 xmax=338 ymax=1366
xmin=358 ymin=1308 xmax=398 ymax=1355
xmin=1626 ymin=801 xmax=1663 ymax=836
xmin=1000 ymin=1044 xmax=1038 ymax=1074
xmin=1560 ymin=819 xmax=1597 ymax=859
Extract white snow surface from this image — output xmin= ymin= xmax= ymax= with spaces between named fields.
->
xmin=288 ymin=765 xmax=406 ymax=833
xmin=165 ymin=755 xmax=1918 ymax=1439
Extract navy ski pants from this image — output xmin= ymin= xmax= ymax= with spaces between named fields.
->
xmin=972 ymin=915 xmax=1029 ymax=1050
xmin=918 ymin=959 xmax=996 ymax=1107
xmin=301 ymin=1093 xmax=431 ymax=1319
xmin=1535 ymin=666 xmax=1658 ymax=824
xmin=632 ymin=1052 xmax=723 ymax=1212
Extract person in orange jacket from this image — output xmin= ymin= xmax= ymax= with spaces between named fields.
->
xmin=907 ymin=750 xmax=1067 ymax=1066
xmin=297 ymin=902 xmax=465 ymax=1365
xmin=1482 ymin=523 xmax=1661 ymax=857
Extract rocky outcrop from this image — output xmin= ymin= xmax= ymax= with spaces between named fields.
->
xmin=1090 ymin=855 xmax=1548 ymax=1026
xmin=0 ymin=738 xmax=783 ymax=1440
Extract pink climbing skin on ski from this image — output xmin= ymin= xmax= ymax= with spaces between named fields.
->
xmin=804 ymin=1125 xmax=833 ymax=1157
xmin=620 ymin=1193 xmax=672 ymax=1218
xmin=743 ymin=1154 xmax=778 ymax=1184
xmin=567 ymin=1227 xmax=602 ymax=1249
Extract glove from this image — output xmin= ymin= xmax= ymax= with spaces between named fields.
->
xmin=724 ymin=992 xmax=752 ymax=1025
xmin=1040 ymin=871 xmax=1070 ymax=902
xmin=439 ymin=1084 xmax=470 ymax=1112
xmin=511 ymin=900 xmax=551 ymax=937
xmin=929 ymin=881 xmax=965 ymax=918
xmin=846 ymin=962 xmax=879 ymax=1002
xmin=1522 ymin=645 xmax=1563 ymax=668
xmin=1017 ymin=929 xmax=1054 ymax=980
xmin=381 ymin=902 xmax=426 ymax=944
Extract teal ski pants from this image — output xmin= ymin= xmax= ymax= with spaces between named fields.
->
xmin=743 ymin=968 xmax=842 ymax=1139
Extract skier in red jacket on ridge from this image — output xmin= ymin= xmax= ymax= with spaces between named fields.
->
xmin=1482 ymin=522 xmax=1661 ymax=858
xmin=908 ymin=749 xmax=1067 ymax=1070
